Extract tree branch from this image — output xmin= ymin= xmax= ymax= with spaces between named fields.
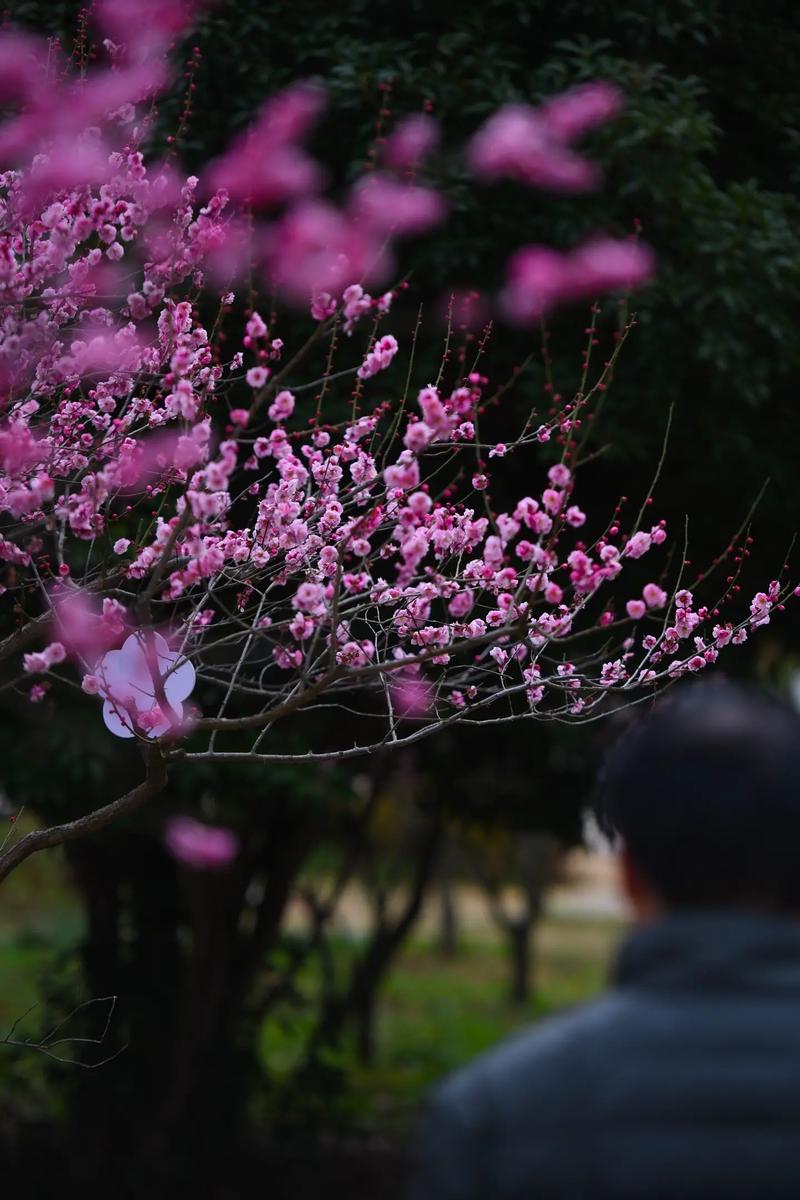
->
xmin=135 ymin=509 xmax=192 ymax=623
xmin=0 ymin=611 xmax=52 ymax=666
xmin=0 ymin=747 xmax=168 ymax=886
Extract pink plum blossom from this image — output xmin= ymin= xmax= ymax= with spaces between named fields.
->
xmin=750 ymin=592 xmax=772 ymax=628
xmin=23 ymin=641 xmax=66 ymax=673
xmin=357 ymin=335 xmax=399 ymax=380
xmin=547 ymin=463 xmax=572 ymax=487
xmin=624 ymin=531 xmax=653 ymax=560
xmin=267 ymin=390 xmax=295 ymax=422
xmin=311 ymin=291 xmax=338 ymax=321
xmin=542 ymin=488 xmax=563 ymax=515
xmin=246 ymin=366 xmax=269 ymax=389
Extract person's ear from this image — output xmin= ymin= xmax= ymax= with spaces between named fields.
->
xmin=620 ymin=842 xmax=663 ymax=921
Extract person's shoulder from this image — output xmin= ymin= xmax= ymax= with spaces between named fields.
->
xmin=433 ymin=990 xmax=634 ymax=1123
xmin=411 ymin=995 xmax=639 ymax=1197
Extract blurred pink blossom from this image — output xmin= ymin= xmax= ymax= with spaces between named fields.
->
xmin=383 ymin=114 xmax=440 ymax=170
xmin=470 ymin=105 xmax=593 ymax=190
xmin=540 ymin=82 xmax=623 ymax=141
xmin=568 ymin=239 xmax=656 ymax=295
xmin=0 ymin=34 xmax=47 ymax=106
xmin=392 ymin=672 xmax=433 ymax=717
xmin=205 ymin=83 xmax=325 ymax=206
xmin=164 ymin=816 xmax=239 ymax=870
xmin=113 ymin=430 xmax=182 ymax=494
xmin=0 ymin=63 xmax=164 ymax=166
xmin=350 ymin=175 xmax=446 ymax=237
xmin=16 ymin=139 xmax=116 ymax=212
xmin=469 ymin=82 xmax=622 ymax=192
xmin=96 ymin=0 xmax=198 ymax=60
xmin=264 ymin=200 xmax=388 ymax=301
xmin=53 ymin=589 xmax=129 ymax=664
xmin=500 ymin=238 xmax=655 ymax=323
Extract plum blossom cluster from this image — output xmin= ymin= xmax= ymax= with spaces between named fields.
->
xmin=357 ymin=334 xmax=399 ymax=380
xmin=12 ymin=334 xmax=790 ymax=753
xmin=0 ymin=1 xmax=791 ymax=784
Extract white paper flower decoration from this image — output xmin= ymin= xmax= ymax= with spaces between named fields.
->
xmin=96 ymin=631 xmax=196 ymax=739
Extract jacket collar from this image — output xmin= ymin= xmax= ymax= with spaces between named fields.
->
xmin=614 ymin=910 xmax=800 ymax=994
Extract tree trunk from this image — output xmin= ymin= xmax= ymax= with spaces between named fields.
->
xmin=355 ymin=992 xmax=377 ymax=1064
xmin=312 ymin=805 xmax=443 ymax=1064
xmin=507 ymin=919 xmax=533 ymax=1005
xmin=437 ymin=841 xmax=460 ymax=956
xmin=438 ymin=881 xmax=459 ymax=956
xmin=66 ymin=839 xmax=121 ymax=998
xmin=149 ymin=812 xmax=314 ymax=1168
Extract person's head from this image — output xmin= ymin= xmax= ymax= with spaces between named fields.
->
xmin=597 ymin=679 xmax=800 ymax=919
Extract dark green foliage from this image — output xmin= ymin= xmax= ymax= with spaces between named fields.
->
xmin=11 ymin=0 xmax=800 ymax=602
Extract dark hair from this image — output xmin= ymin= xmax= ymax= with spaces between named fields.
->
xmin=596 ymin=680 xmax=800 ymax=911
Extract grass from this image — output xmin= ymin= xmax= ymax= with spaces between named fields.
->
xmin=350 ymin=919 xmax=622 ymax=1129
xmin=0 ymin=813 xmax=82 ymax=1034
xmin=258 ymin=915 xmax=624 ymax=1132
